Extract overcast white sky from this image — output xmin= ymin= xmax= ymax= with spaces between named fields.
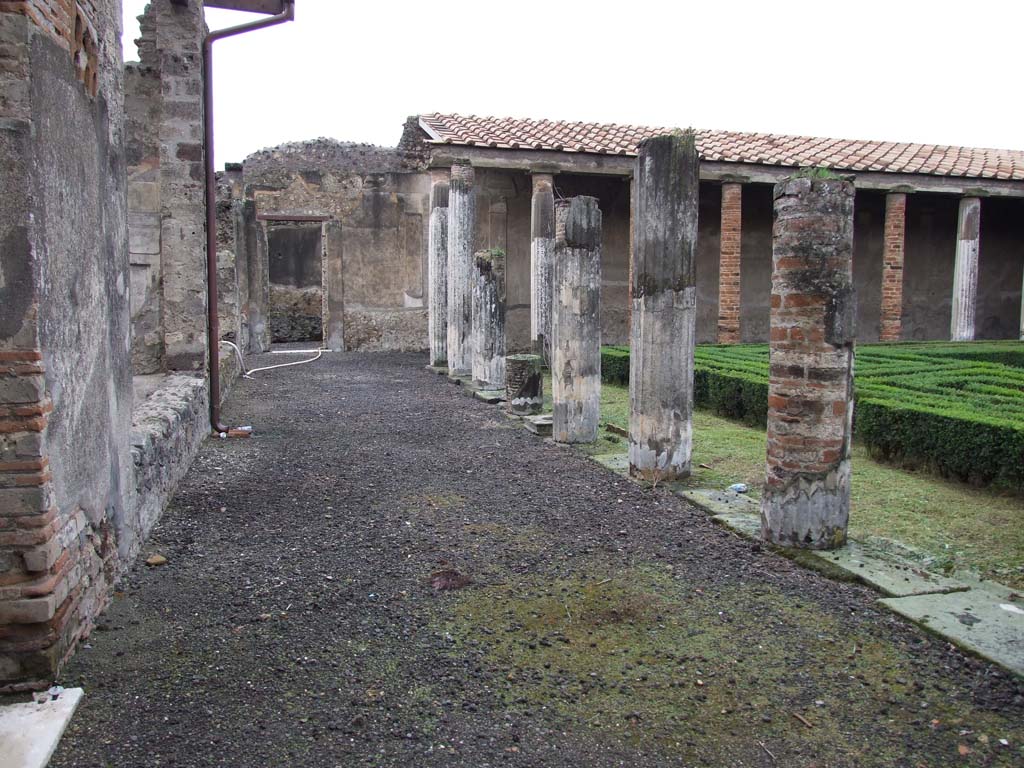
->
xmin=122 ymin=0 xmax=1023 ymax=169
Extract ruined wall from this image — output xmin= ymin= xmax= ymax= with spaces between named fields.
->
xmin=0 ymin=0 xmax=132 ymax=689
xmin=124 ymin=9 xmax=163 ymax=373
xmin=243 ymin=138 xmax=430 ymax=352
xmin=124 ymin=0 xmax=208 ymax=373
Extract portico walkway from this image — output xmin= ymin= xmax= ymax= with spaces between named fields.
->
xmin=51 ymin=352 xmax=1024 ymax=767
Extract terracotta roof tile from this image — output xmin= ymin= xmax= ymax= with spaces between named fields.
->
xmin=418 ymin=113 xmax=1024 ymax=182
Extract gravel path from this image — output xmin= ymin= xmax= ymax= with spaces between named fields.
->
xmin=52 ymin=352 xmax=1024 ymax=767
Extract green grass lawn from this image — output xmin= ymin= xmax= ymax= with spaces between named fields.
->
xmin=543 ymin=375 xmax=1024 ymax=588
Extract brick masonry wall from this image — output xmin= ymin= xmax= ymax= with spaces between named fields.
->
xmin=717 ymin=182 xmax=742 ymax=343
xmin=762 ymin=176 xmax=856 ymax=550
xmin=880 ymin=192 xmax=906 ymax=342
xmin=0 ymin=0 xmax=131 ymax=690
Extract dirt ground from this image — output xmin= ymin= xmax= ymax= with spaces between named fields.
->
xmin=50 ymin=352 xmax=1024 ymax=767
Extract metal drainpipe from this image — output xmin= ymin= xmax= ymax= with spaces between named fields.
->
xmin=203 ymin=0 xmax=295 ymax=435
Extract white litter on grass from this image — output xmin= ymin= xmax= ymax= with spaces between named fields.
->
xmin=0 ymin=686 xmax=84 ymax=768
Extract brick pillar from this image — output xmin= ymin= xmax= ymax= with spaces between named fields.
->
xmin=629 ymin=131 xmax=699 ymax=480
xmin=427 ymin=207 xmax=449 ymax=367
xmin=530 ymin=172 xmax=555 ymax=363
xmin=552 ymin=197 xmax=602 ymax=444
xmin=762 ymin=175 xmax=856 ymax=551
xmin=446 ymin=160 xmax=476 ymax=377
xmin=717 ymin=182 xmax=742 ymax=343
xmin=471 ymin=250 xmax=506 ymax=389
xmin=951 ymin=197 xmax=981 ymax=341
xmin=880 ymin=192 xmax=907 ymax=342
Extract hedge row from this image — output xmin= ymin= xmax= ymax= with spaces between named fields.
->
xmin=599 ymin=342 xmax=1024 ymax=489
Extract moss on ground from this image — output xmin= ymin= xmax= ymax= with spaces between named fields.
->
xmin=443 ymin=562 xmax=1024 ymax=765
xmin=544 ymin=375 xmax=1024 ymax=588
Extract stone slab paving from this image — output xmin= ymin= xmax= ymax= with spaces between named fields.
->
xmin=473 ymin=389 xmax=506 ymax=404
xmin=813 ymin=540 xmax=970 ymax=598
xmin=880 ymin=587 xmax=1024 ymax=677
xmin=0 ymin=688 xmax=83 ymax=768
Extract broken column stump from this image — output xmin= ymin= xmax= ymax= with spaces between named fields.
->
xmin=530 ymin=172 xmax=556 ymax=364
xmin=629 ymin=131 xmax=699 ymax=481
xmin=762 ymin=172 xmax=856 ymax=550
xmin=506 ymin=354 xmax=544 ymax=415
xmin=551 ymin=196 xmax=602 ymax=444
xmin=471 ymin=249 xmax=506 ymax=389
xmin=446 ymin=160 xmax=476 ymax=377
xmin=428 ymin=207 xmax=449 ymax=368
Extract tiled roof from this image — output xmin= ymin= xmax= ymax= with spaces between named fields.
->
xmin=418 ymin=113 xmax=1024 ymax=182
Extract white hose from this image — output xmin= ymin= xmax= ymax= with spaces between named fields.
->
xmin=219 ymin=340 xmax=324 ymax=378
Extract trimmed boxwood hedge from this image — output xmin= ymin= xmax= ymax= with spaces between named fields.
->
xmin=600 ymin=341 xmax=1024 ymax=489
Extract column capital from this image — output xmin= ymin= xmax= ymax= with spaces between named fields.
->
xmin=529 ymin=164 xmax=560 ymax=176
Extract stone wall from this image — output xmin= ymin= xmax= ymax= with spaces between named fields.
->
xmin=129 ymin=375 xmax=208 ymax=545
xmin=243 ymin=137 xmax=431 ymax=352
xmin=125 ymin=0 xmax=209 ymax=374
xmin=0 ymin=0 xmax=132 ymax=690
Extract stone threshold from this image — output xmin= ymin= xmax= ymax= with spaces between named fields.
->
xmin=0 ymin=687 xmax=83 ymax=768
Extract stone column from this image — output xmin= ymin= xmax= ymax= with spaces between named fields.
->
xmin=718 ymin=181 xmax=742 ymax=343
xmin=880 ymin=192 xmax=907 ymax=342
xmin=506 ymin=354 xmax=544 ymax=415
xmin=552 ymin=197 xmax=602 ymax=444
xmin=471 ymin=250 xmax=506 ymax=388
xmin=446 ymin=160 xmax=476 ymax=376
xmin=530 ymin=172 xmax=556 ymax=363
xmin=762 ymin=174 xmax=856 ymax=551
xmin=951 ymin=197 xmax=981 ymax=341
xmin=427 ymin=208 xmax=449 ymax=367
xmin=629 ymin=131 xmax=699 ymax=480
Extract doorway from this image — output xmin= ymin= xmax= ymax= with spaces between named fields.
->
xmin=266 ymin=221 xmax=324 ymax=345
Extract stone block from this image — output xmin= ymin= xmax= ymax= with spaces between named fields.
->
xmin=22 ymin=537 xmax=62 ymax=573
xmin=128 ymin=211 xmax=161 ymax=257
xmin=128 ymin=180 xmax=160 ymax=212
xmin=0 ymin=593 xmax=56 ymax=624
xmin=0 ymin=487 xmax=52 ymax=516
xmin=0 ymin=373 xmax=44 ymax=404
